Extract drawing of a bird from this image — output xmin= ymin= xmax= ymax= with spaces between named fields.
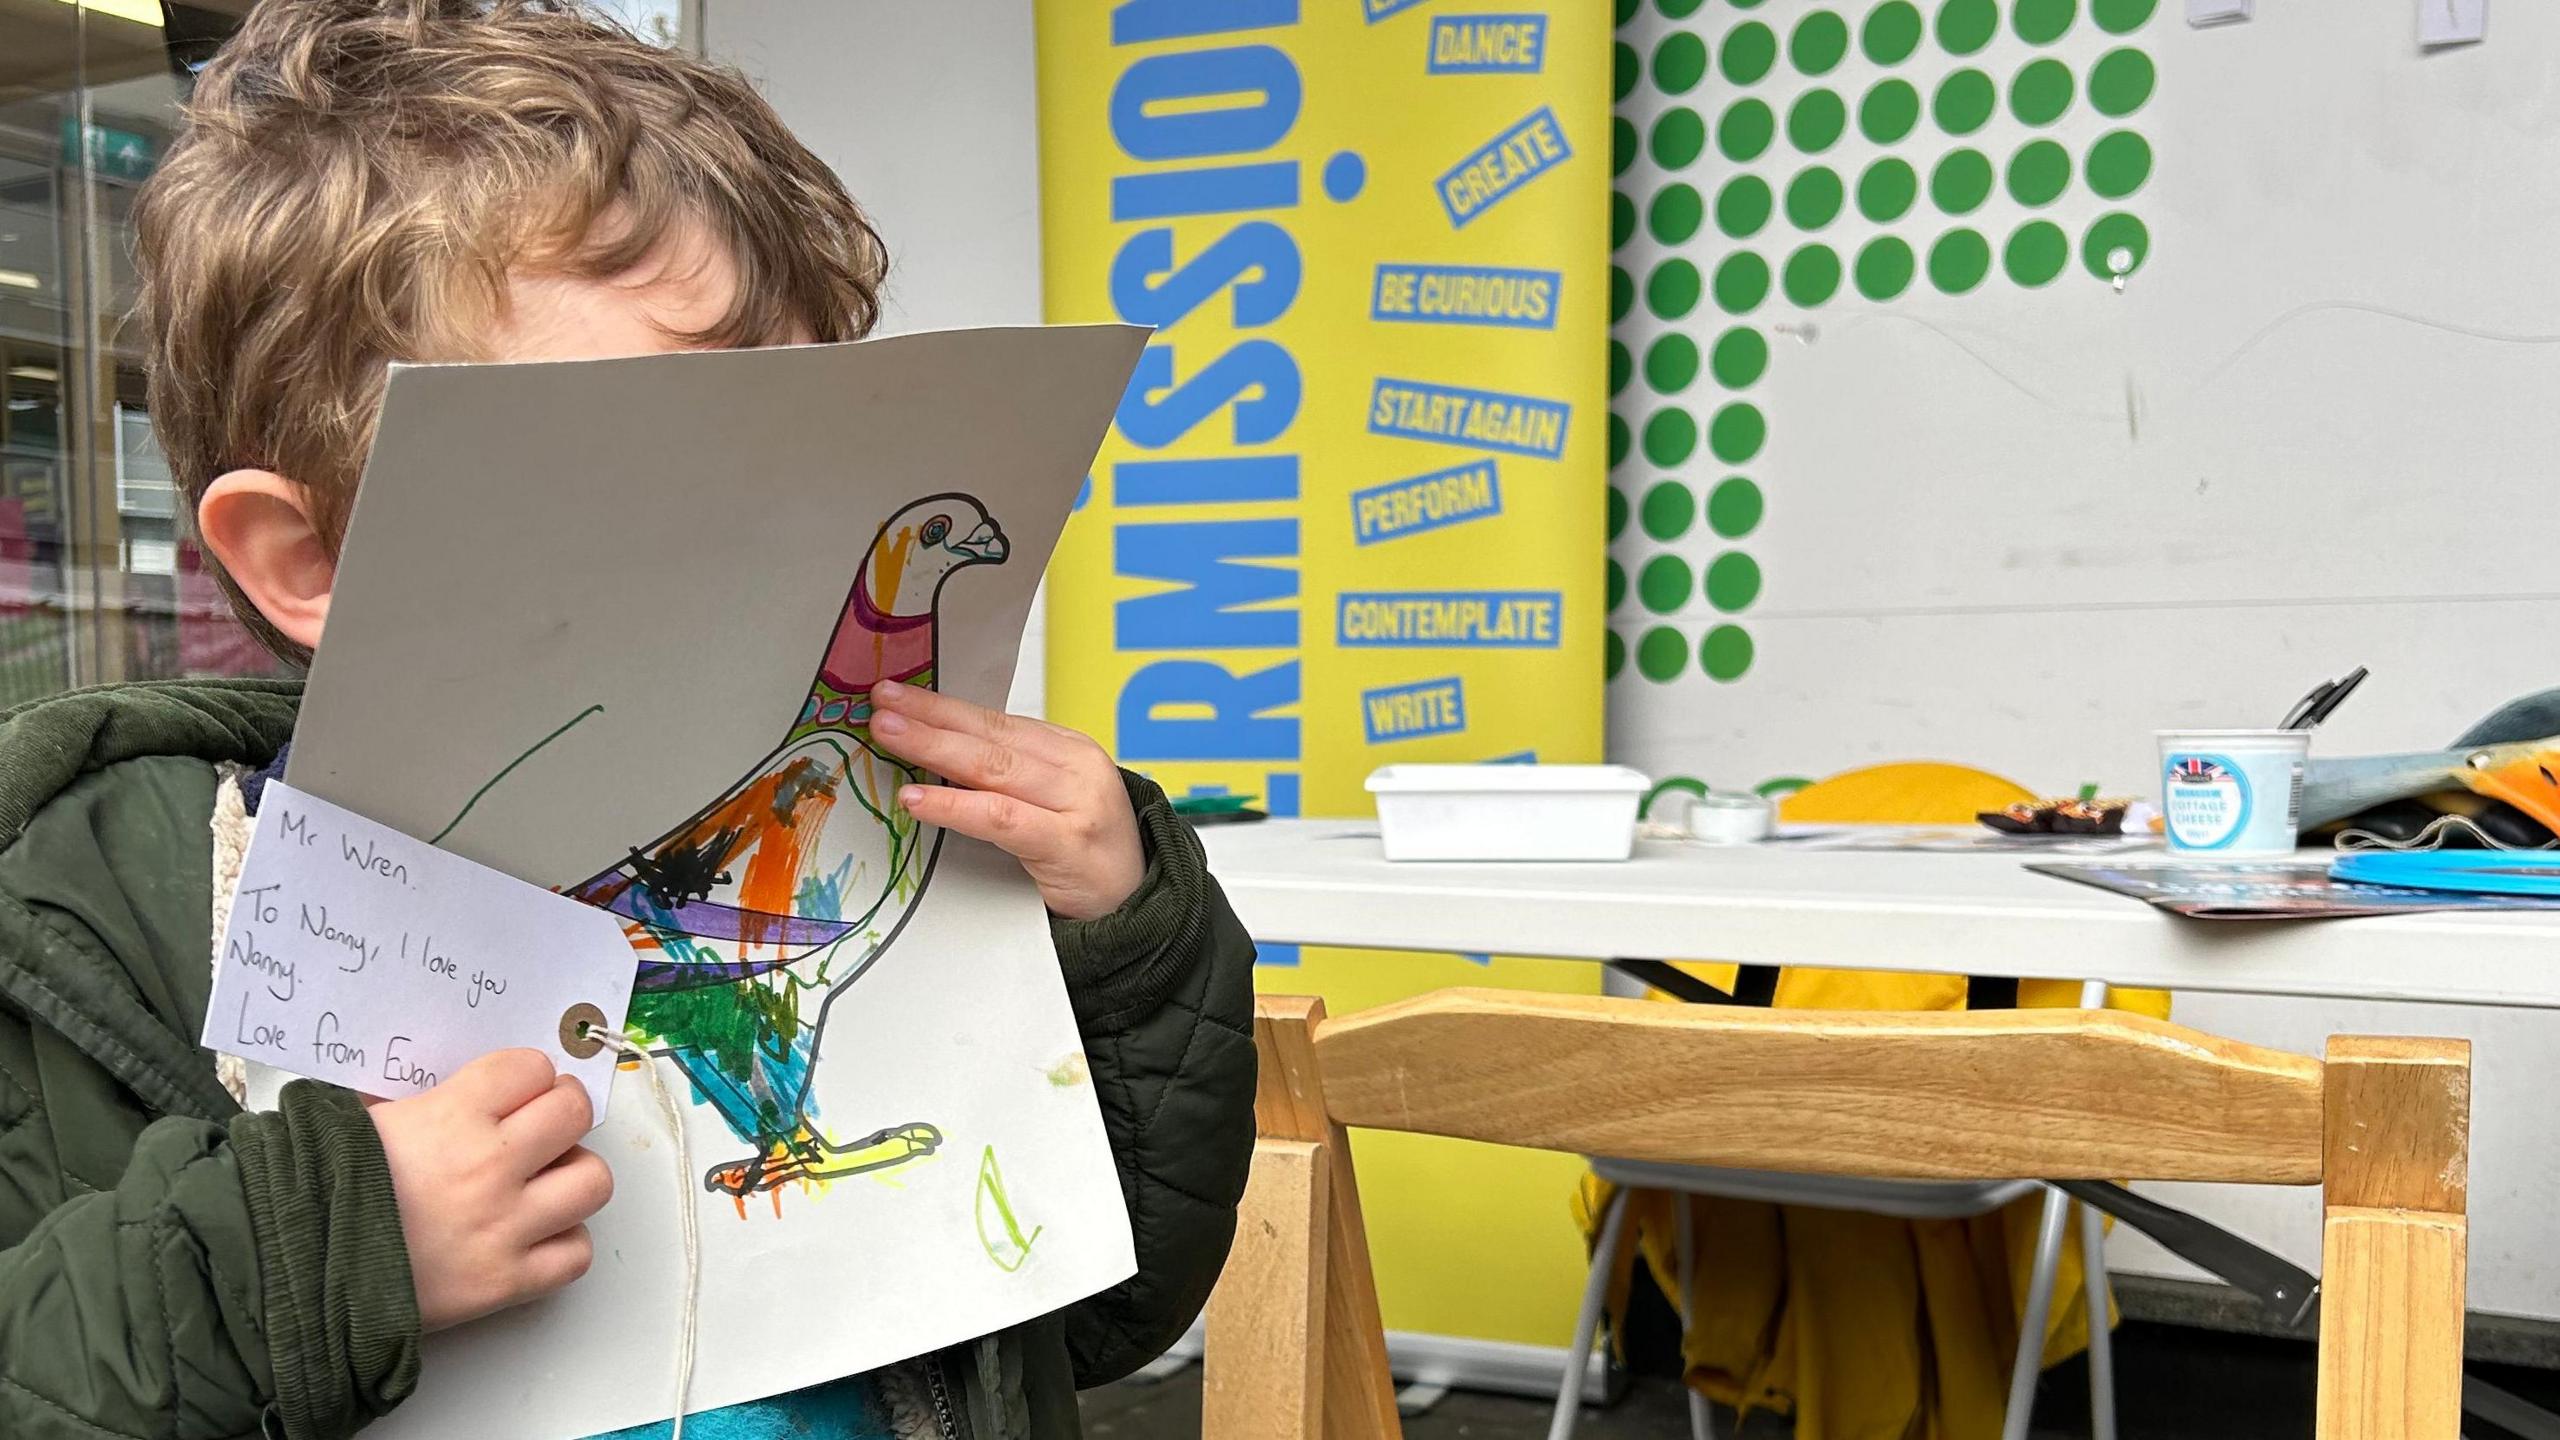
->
xmin=2300 ymin=687 xmax=2560 ymax=840
xmin=565 ymin=493 xmax=1009 ymax=1201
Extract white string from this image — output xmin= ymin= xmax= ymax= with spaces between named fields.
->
xmin=588 ymin=1027 xmax=698 ymax=1440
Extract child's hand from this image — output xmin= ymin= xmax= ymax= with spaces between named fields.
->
xmin=869 ymin=679 xmax=1144 ymax=922
xmin=368 ymin=1049 xmax=614 ymax=1331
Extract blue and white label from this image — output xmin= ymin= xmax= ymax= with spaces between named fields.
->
xmin=1339 ymin=590 xmax=1561 ymax=648
xmin=1428 ymin=14 xmax=1547 ymax=73
xmin=1363 ymin=677 xmax=1468 ymax=743
xmin=1372 ymin=263 xmax=1560 ymax=329
xmin=2163 ymin=750 xmax=2304 ymax=854
xmin=1352 ymin=459 xmax=1503 ymax=544
xmin=1370 ymin=378 xmax=1570 ymax=458
xmin=1437 ymin=108 xmax=1572 ymax=226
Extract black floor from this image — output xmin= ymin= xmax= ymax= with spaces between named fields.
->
xmin=1080 ymin=1321 xmax=2560 ymax=1438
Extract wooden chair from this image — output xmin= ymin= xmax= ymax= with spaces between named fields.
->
xmin=1202 ymin=988 xmax=2469 ymax=1440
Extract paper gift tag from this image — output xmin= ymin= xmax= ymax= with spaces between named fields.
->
xmin=203 ymin=782 xmax=638 ymax=1121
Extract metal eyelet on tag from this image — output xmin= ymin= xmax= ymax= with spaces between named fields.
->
xmin=559 ymin=1002 xmax=608 ymax=1058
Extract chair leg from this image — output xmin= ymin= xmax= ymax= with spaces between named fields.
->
xmin=2081 ymin=1200 xmax=2118 ymax=1440
xmin=2003 ymin=1184 xmax=2073 ymax=1440
xmin=1674 ymin=1198 xmax=1716 ymax=1440
xmin=1550 ymin=1187 xmax=1631 ymax=1440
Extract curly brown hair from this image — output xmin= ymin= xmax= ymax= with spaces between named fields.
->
xmin=133 ymin=0 xmax=889 ymax=661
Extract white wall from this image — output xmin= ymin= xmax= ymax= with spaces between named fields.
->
xmin=709 ymin=0 xmax=1051 ymax=715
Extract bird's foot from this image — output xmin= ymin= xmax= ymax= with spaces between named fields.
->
xmin=701 ymin=1122 xmax=943 ymax=1198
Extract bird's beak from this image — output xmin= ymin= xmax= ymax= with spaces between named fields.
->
xmin=954 ymin=520 xmax=1008 ymax=563
xmin=2459 ymin=743 xmax=2560 ymax=838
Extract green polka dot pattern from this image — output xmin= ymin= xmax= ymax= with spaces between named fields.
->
xmin=1610 ymin=0 xmax=2159 ymax=685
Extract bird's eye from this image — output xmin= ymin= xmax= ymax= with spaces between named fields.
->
xmin=921 ymin=516 xmax=951 ymax=545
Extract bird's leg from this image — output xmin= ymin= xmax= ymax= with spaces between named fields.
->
xmin=803 ymin=1120 xmax=944 ymax=1181
xmin=701 ymin=1121 xmax=943 ymax=1196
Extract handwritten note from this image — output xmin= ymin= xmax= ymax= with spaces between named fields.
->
xmin=204 ymin=782 xmax=638 ymax=1121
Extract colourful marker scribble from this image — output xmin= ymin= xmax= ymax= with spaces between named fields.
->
xmin=547 ymin=493 xmax=1009 ymax=1205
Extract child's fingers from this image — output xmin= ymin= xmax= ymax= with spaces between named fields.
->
xmin=872 ymin=680 xmax=1078 ymax=761
xmin=519 ymin=1147 xmax=615 ymax=1240
xmin=498 ymin=1075 xmax=594 ymax=1175
xmin=520 ymin=1224 xmax=597 ymax=1297
xmin=899 ymin=784 xmax=1065 ymax=862
xmin=870 ymin=712 xmax=1078 ymax=809
xmin=450 ymin=1047 xmax=560 ymax=1120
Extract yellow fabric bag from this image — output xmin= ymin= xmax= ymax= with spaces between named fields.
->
xmin=1574 ymin=764 xmax=2167 ymax=1439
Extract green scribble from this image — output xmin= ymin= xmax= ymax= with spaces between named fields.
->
xmin=431 ymin=704 xmax=605 ymax=844
xmin=975 ymin=1145 xmax=1043 ymax=1272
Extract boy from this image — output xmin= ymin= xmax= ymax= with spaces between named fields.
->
xmin=0 ymin=2 xmax=1256 ymax=1437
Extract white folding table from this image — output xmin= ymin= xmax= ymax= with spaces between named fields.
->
xmin=1202 ymin=821 xmax=2560 ymax=1009
xmin=1198 ymin=820 xmax=2560 ymax=1436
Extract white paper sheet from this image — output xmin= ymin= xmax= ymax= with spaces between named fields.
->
xmin=247 ymin=325 xmax=1147 ymax=1436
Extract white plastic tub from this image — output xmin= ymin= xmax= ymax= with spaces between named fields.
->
xmin=1366 ymin=764 xmax=1651 ymax=862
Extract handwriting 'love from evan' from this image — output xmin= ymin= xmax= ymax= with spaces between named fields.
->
xmin=203 ymin=783 xmax=637 ymax=1121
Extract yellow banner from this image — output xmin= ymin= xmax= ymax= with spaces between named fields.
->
xmin=1036 ymin=1 xmax=1608 ymax=1348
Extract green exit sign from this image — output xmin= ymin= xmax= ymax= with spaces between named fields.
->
xmin=59 ymin=118 xmax=158 ymax=183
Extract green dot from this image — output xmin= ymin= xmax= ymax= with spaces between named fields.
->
xmin=1609 ymin=340 xmax=1632 ymax=396
xmin=1644 ymin=407 xmax=1698 ymax=466
xmin=1659 ymin=0 xmax=1704 ymax=14
xmin=1612 ymin=191 xmax=1635 ymax=250
xmin=1863 ymin=0 xmax=1923 ymax=62
xmin=1934 ymin=69 xmax=1995 ymax=134
xmin=1607 ymin=558 xmax=1627 ymax=611
xmin=1705 ymin=552 xmax=1762 ymax=612
xmin=2082 ymin=211 xmax=2149 ymax=279
xmin=1858 ymin=158 xmax=1918 ymax=220
xmin=2086 ymin=129 xmax=2151 ymax=198
xmin=1650 ymin=184 xmax=1704 ymax=244
xmin=2007 ymin=138 xmax=2070 ymax=205
xmin=1788 ymin=90 xmax=1847 ymax=152
xmin=1716 ymin=176 xmax=1773 ymax=238
xmin=1652 ymin=107 xmax=1707 ymax=169
xmin=1606 ymin=630 xmax=1627 ymax=681
xmin=1612 ymin=117 xmax=1637 ymax=177
xmin=1931 ymin=149 xmax=1993 ymax=214
xmin=1855 ymin=235 xmax=1915 ymax=298
xmin=1645 ymin=334 xmax=1700 ymax=393
xmin=2004 ymin=219 xmax=2067 ymax=285
xmin=2010 ymin=58 xmax=2074 ymax=125
xmin=1647 ymin=258 xmax=1703 ymax=318
xmin=1638 ymin=627 xmax=1688 ymax=683
xmin=1936 ymin=0 xmax=1997 ymax=54
xmin=1709 ymin=402 xmax=1766 ymax=463
xmin=1614 ymin=41 xmax=1639 ymax=101
xmin=1720 ymin=22 xmax=1777 ymax=83
xmin=1709 ymin=478 xmax=1765 ymax=539
xmin=1715 ymin=252 xmax=1771 ymax=314
xmin=2014 ymin=0 xmax=2074 ymax=42
xmin=2092 ymin=0 xmax=2154 ymax=33
xmin=1639 ymin=555 xmax=1694 ymax=614
xmin=1616 ymin=0 xmax=1640 ymax=25
xmin=1791 ymin=11 xmax=1849 ymax=74
xmin=1929 ymin=228 xmax=1991 ymax=293
xmin=1701 ymin=625 xmax=1755 ymax=682
xmin=1608 ymin=412 xmax=1631 ymax=468
xmin=1711 ymin=328 xmax=1768 ymax=387
xmin=1642 ymin=482 xmax=1697 ymax=541
xmin=2090 ymin=47 xmax=2154 ymax=116
xmin=1720 ymin=99 xmax=1776 ymax=161
xmin=1785 ymin=166 xmax=1844 ymax=229
xmin=1782 ymin=245 xmax=1841 ymax=307
xmin=1654 ymin=32 xmax=1709 ymax=93
xmin=1610 ymin=265 xmax=1633 ymax=323
xmin=1860 ymin=78 xmax=1921 ymax=142
xmin=1608 ymin=487 xmax=1629 ymax=539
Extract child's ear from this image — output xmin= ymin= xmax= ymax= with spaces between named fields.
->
xmin=196 ymin=469 xmax=334 ymax=652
